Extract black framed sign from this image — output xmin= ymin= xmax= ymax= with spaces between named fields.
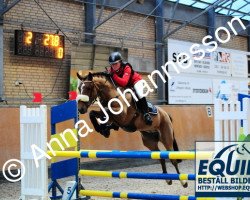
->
xmin=14 ymin=30 xmax=65 ymax=59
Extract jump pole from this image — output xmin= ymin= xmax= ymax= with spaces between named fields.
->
xmin=47 ymin=150 xmax=214 ymax=160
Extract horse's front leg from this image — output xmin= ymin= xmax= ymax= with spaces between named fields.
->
xmin=107 ymin=123 xmax=119 ymax=131
xmin=89 ymin=110 xmax=112 ymax=138
xmin=89 ymin=110 xmax=105 ymax=132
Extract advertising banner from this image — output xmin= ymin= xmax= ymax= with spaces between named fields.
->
xmin=168 ymin=39 xmax=248 ymax=78
xmin=168 ymin=75 xmax=213 ymax=104
xmin=196 ymin=141 xmax=250 ymax=197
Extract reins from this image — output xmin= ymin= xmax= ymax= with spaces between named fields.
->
xmin=81 ymin=75 xmax=119 ymax=106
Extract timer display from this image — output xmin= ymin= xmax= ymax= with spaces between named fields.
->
xmin=14 ymin=30 xmax=65 ymax=59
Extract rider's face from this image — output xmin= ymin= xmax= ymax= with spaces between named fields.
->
xmin=111 ymin=62 xmax=121 ymax=71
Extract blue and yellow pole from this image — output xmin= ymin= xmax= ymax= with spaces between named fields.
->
xmin=47 ymin=150 xmax=213 ymax=160
xmin=79 ymin=170 xmax=195 ymax=180
xmin=79 ymin=190 xmax=215 ymax=200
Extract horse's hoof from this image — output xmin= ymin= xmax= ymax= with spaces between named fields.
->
xmin=101 ymin=133 xmax=110 ymax=138
xmin=183 ymin=182 xmax=188 ymax=188
xmin=177 ymin=159 xmax=182 ymax=163
xmin=95 ymin=128 xmax=101 ymax=132
xmin=166 ymin=180 xmax=172 ymax=185
xmin=100 ymin=130 xmax=110 ymax=138
xmin=103 ymin=133 xmax=110 ymax=138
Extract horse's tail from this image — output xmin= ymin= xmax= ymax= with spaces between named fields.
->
xmin=173 ymin=135 xmax=179 ymax=151
xmin=173 ymin=136 xmax=182 ymax=163
xmin=169 ymin=114 xmax=182 ymax=163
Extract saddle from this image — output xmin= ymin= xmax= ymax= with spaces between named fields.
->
xmin=129 ymin=89 xmax=158 ymax=115
xmin=147 ymin=101 xmax=158 ymax=115
xmin=132 ymin=97 xmax=158 ymax=115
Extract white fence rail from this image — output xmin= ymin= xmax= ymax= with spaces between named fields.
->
xmin=20 ymin=105 xmax=48 ymax=200
xmin=214 ymin=98 xmax=250 ymax=146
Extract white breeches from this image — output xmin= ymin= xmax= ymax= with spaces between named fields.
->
xmin=134 ymin=80 xmax=146 ymax=99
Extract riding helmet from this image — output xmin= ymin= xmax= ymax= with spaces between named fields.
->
xmin=109 ymin=52 xmax=122 ymax=65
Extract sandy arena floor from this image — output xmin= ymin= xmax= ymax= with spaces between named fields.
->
xmin=0 ymin=160 xmax=195 ymax=200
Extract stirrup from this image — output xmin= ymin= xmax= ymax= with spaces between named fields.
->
xmin=143 ymin=113 xmax=152 ymax=125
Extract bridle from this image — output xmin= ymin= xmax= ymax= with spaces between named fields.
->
xmin=77 ymin=75 xmax=120 ymax=106
xmin=78 ymin=80 xmax=100 ymax=106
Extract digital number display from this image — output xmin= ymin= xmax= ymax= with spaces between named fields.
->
xmin=14 ymin=30 xmax=65 ymax=59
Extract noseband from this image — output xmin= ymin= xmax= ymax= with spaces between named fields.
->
xmin=77 ymin=80 xmax=100 ymax=105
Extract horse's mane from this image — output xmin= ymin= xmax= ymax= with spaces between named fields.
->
xmin=92 ymin=72 xmax=111 ymax=79
xmin=82 ymin=71 xmax=114 ymax=86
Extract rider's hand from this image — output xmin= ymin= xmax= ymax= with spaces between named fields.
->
xmin=106 ymin=66 xmax=111 ymax=73
xmin=105 ymin=66 xmax=114 ymax=76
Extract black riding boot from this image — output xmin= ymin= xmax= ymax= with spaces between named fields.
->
xmin=138 ymin=97 xmax=153 ymax=125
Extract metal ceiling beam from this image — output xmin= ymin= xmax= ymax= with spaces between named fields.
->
xmin=165 ymin=0 xmax=179 ymax=34
xmin=155 ymin=0 xmax=165 ymax=103
xmin=97 ymin=0 xmax=106 ymax=24
xmin=190 ymin=1 xmax=197 ymax=7
xmin=228 ymin=2 xmax=248 ymax=15
xmin=207 ymin=0 xmax=229 ymax=13
xmin=83 ymin=0 xmax=231 ymax=27
xmin=193 ymin=0 xmax=249 ymax=17
xmin=248 ymin=21 xmax=250 ymax=50
xmin=206 ymin=0 xmax=250 ymax=17
xmin=0 ymin=0 xmax=21 ymax=15
xmin=93 ymin=0 xmax=136 ymax=30
xmin=248 ymin=21 xmax=250 ymax=76
xmin=0 ymin=0 xmax=3 ymax=101
xmin=233 ymin=20 xmax=250 ymax=36
xmin=85 ymin=0 xmax=96 ymax=43
xmin=217 ymin=6 xmax=249 ymax=17
xmin=214 ymin=8 xmax=249 ymax=38
xmin=226 ymin=0 xmax=235 ymax=16
xmin=208 ymin=7 xmax=215 ymax=40
xmin=237 ymin=9 xmax=250 ymax=20
xmin=122 ymin=0 xmax=162 ymax=43
xmin=81 ymin=0 xmax=250 ymax=34
xmin=163 ymin=0 xmax=227 ymax=40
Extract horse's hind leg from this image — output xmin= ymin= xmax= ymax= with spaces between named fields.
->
xmin=140 ymin=131 xmax=172 ymax=185
xmin=159 ymin=121 xmax=188 ymax=188
xmin=170 ymin=159 xmax=188 ymax=188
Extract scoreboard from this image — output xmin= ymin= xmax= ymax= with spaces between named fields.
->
xmin=14 ymin=30 xmax=65 ymax=59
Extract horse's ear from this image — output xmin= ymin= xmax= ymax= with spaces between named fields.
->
xmin=88 ymin=72 xmax=93 ymax=81
xmin=77 ymin=72 xmax=84 ymax=80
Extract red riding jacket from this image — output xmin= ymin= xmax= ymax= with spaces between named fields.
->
xmin=111 ymin=63 xmax=142 ymax=87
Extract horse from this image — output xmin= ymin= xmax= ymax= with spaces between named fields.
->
xmin=76 ymin=71 xmax=188 ymax=188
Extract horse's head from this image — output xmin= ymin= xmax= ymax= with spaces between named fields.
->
xmin=76 ymin=72 xmax=98 ymax=114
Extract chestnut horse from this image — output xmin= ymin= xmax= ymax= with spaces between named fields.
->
xmin=76 ymin=71 xmax=187 ymax=188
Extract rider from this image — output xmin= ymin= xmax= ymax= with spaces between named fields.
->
xmin=108 ymin=51 xmax=153 ymax=125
